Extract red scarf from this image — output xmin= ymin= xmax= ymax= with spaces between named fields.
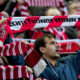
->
xmin=0 ymin=41 xmax=47 ymax=77
xmin=58 ymin=42 xmax=79 ymax=54
xmin=31 ymin=29 xmax=43 ymax=39
xmin=0 ymin=41 xmax=79 ymax=77
xmin=20 ymin=0 xmax=68 ymax=16
xmin=0 ymin=41 xmax=27 ymax=56
xmin=7 ymin=16 xmax=80 ymax=34
xmin=0 ymin=65 xmax=47 ymax=80
xmin=44 ymin=27 xmax=68 ymax=40
xmin=0 ymin=65 xmax=33 ymax=80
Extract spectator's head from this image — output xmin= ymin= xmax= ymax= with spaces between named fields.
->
xmin=45 ymin=7 xmax=62 ymax=16
xmin=68 ymin=0 xmax=80 ymax=15
xmin=34 ymin=34 xmax=60 ymax=59
xmin=0 ymin=0 xmax=5 ymax=5
xmin=45 ymin=7 xmax=62 ymax=37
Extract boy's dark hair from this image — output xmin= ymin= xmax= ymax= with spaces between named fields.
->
xmin=34 ymin=33 xmax=54 ymax=56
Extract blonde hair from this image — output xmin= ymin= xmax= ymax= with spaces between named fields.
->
xmin=45 ymin=7 xmax=61 ymax=16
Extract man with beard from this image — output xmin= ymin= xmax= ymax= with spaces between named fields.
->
xmin=34 ymin=33 xmax=80 ymax=80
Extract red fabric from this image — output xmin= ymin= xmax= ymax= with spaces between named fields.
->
xmin=32 ymin=29 xmax=43 ymax=39
xmin=58 ymin=42 xmax=79 ymax=54
xmin=21 ymin=1 xmax=29 ymax=16
xmin=0 ymin=41 xmax=27 ymax=56
xmin=0 ymin=65 xmax=42 ymax=80
xmin=0 ymin=22 xmax=12 ymax=42
xmin=7 ymin=16 xmax=80 ymax=34
xmin=29 ymin=43 xmax=34 ymax=47
xmin=7 ymin=16 xmax=40 ymax=33
xmin=0 ymin=41 xmax=41 ymax=68
xmin=78 ymin=36 xmax=80 ymax=39
xmin=44 ymin=27 xmax=68 ymax=40
xmin=7 ymin=16 xmax=67 ymax=33
xmin=60 ymin=31 xmax=68 ymax=40
xmin=25 ymin=0 xmax=60 ymax=7
xmin=46 ymin=16 xmax=68 ymax=28
xmin=59 ymin=0 xmax=68 ymax=15
xmin=21 ymin=0 xmax=68 ymax=16
xmin=23 ymin=45 xmax=41 ymax=68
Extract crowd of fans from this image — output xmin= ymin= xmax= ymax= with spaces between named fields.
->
xmin=0 ymin=0 xmax=80 ymax=80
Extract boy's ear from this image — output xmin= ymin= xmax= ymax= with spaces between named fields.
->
xmin=39 ymin=46 xmax=46 ymax=54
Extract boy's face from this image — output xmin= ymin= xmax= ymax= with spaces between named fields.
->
xmin=41 ymin=37 xmax=60 ymax=59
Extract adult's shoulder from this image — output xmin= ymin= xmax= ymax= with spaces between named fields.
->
xmin=58 ymin=55 xmax=75 ymax=63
